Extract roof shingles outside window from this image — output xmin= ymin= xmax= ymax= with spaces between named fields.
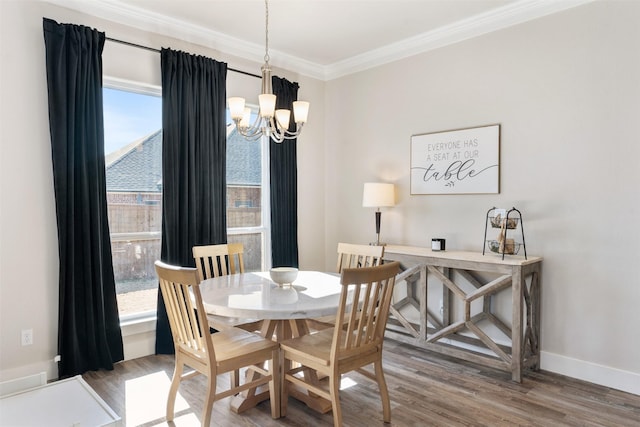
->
xmin=105 ymin=126 xmax=261 ymax=193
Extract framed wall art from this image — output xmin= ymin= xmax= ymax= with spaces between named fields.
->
xmin=410 ymin=124 xmax=500 ymax=195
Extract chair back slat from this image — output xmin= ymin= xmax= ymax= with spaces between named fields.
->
xmin=156 ymin=261 xmax=214 ymax=363
xmin=359 ymin=281 xmax=382 ymax=345
xmin=193 ymin=243 xmax=245 ymax=282
xmin=331 ymin=262 xmax=399 ymax=361
xmin=336 ymin=242 xmax=384 ymax=273
xmin=227 ymin=243 xmax=245 ymax=275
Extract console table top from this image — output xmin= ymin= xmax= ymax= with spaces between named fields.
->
xmin=384 ymin=244 xmax=542 ymax=266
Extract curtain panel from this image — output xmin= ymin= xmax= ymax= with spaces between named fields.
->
xmin=270 ymin=77 xmax=300 ymax=268
xmin=42 ymin=18 xmax=124 ymax=377
xmin=156 ymin=49 xmax=228 ymax=353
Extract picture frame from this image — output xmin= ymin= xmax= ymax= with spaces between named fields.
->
xmin=410 ymin=124 xmax=500 ymax=195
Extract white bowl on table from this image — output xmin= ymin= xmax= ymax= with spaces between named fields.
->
xmin=269 ymin=267 xmax=298 ymax=287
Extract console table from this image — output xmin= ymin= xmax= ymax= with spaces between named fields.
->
xmin=383 ymin=245 xmax=542 ymax=382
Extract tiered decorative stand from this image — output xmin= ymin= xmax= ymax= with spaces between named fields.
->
xmin=483 ymin=207 xmax=527 ymax=260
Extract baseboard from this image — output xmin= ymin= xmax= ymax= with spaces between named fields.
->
xmin=541 ymin=351 xmax=639 ymax=396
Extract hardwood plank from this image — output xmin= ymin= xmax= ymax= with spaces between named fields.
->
xmin=83 ymin=339 xmax=640 ymax=426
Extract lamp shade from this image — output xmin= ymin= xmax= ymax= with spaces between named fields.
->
xmin=362 ymin=183 xmax=395 ymax=208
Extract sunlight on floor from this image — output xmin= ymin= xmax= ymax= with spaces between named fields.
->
xmin=120 ymin=369 xmax=360 ymax=425
xmin=340 ymin=376 xmax=358 ymax=390
xmin=125 ymin=371 xmax=191 ymax=426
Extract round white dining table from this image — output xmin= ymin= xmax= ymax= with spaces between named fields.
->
xmin=199 ymin=270 xmax=343 ymax=321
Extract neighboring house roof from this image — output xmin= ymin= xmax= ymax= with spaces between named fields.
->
xmin=105 ymin=125 xmax=262 ymax=193
xmin=106 ymin=130 xmax=162 ymax=193
xmin=226 ymin=125 xmax=262 ymax=187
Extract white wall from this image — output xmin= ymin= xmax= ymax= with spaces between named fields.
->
xmin=324 ymin=1 xmax=639 ymax=394
xmin=1 ymin=0 xmax=60 ymax=382
xmin=1 ymin=0 xmax=638 ymax=396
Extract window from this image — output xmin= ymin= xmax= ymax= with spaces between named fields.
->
xmin=104 ymin=83 xmax=162 ymax=320
xmin=226 ymin=108 xmax=271 ymax=272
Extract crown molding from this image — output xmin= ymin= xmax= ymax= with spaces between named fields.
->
xmin=324 ymin=0 xmax=595 ymax=80
xmin=44 ymin=0 xmax=594 ymax=81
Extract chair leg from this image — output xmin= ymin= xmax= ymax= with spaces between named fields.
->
xmin=268 ymin=349 xmax=281 ymax=419
xmin=374 ymin=360 xmax=391 ymax=423
xmin=202 ymin=374 xmax=217 ymax=427
xmin=230 ymin=369 xmax=240 ymax=389
xmin=329 ymin=373 xmax=342 ymax=427
xmin=280 ymin=350 xmax=288 ymax=417
xmin=167 ymin=358 xmax=184 ymax=422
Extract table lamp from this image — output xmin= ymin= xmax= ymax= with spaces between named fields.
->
xmin=362 ymin=182 xmax=395 ymax=246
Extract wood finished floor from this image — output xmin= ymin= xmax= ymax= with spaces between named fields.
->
xmin=83 ymin=339 xmax=640 ymax=427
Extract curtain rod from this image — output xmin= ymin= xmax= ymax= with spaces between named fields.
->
xmin=105 ymin=36 xmax=262 ymax=79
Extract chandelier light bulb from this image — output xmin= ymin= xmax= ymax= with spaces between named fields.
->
xmin=293 ymin=101 xmax=309 ymax=124
xmin=275 ymin=109 xmax=291 ymax=130
xmin=258 ymin=93 xmax=276 ymax=119
xmin=239 ymin=107 xmax=252 ymax=129
xmin=228 ymin=97 xmax=246 ymax=120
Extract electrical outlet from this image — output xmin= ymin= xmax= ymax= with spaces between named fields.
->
xmin=21 ymin=329 xmax=33 ymax=346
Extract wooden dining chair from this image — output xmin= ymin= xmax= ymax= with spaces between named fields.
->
xmin=155 ymin=261 xmax=280 ymax=426
xmin=192 ymin=243 xmax=262 ymax=332
xmin=308 ymin=242 xmax=386 ymax=330
xmin=336 ymin=242 xmax=385 ymax=273
xmin=193 ymin=242 xmax=245 ymax=282
xmin=280 ymin=261 xmax=400 ymax=426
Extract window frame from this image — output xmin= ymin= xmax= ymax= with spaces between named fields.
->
xmin=104 ymin=77 xmax=163 ymax=324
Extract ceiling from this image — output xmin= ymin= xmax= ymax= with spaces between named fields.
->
xmin=48 ymin=0 xmax=592 ymax=80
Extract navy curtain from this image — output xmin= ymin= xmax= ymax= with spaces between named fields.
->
xmin=270 ymin=77 xmax=300 ymax=268
xmin=43 ymin=18 xmax=123 ymax=377
xmin=156 ymin=49 xmax=228 ymax=353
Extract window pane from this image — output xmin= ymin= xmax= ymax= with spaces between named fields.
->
xmin=226 ymin=121 xmax=262 ymax=228
xmin=226 ymin=108 xmax=270 ymax=272
xmin=228 ymin=233 xmax=263 ymax=272
xmin=104 ymin=87 xmax=162 ymax=318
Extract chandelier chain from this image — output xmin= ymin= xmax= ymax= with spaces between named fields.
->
xmin=264 ymin=0 xmax=270 ymax=63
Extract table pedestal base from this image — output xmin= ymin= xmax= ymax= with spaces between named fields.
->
xmin=229 ymin=319 xmax=332 ymax=416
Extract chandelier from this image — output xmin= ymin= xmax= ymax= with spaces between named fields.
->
xmin=227 ymin=0 xmax=310 ymax=143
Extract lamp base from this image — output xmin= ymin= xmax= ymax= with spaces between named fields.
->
xmin=370 ymin=234 xmax=386 ymax=246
